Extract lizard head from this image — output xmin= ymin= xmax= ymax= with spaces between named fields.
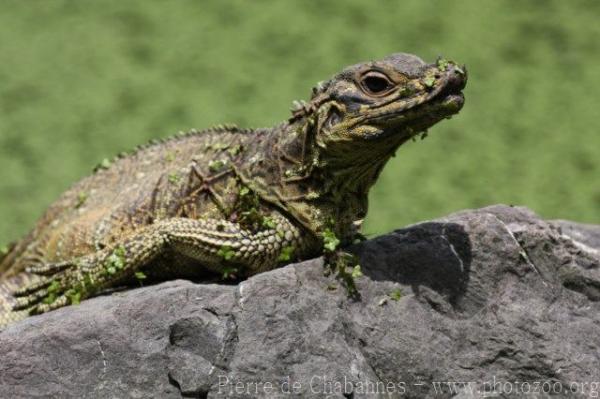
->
xmin=291 ymin=53 xmax=466 ymax=165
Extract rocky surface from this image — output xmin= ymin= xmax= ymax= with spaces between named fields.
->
xmin=1 ymin=205 xmax=599 ymax=398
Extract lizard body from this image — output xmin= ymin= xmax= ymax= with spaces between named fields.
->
xmin=0 ymin=53 xmax=466 ymax=328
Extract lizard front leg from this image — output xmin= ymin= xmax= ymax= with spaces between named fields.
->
xmin=12 ymin=213 xmax=307 ymax=315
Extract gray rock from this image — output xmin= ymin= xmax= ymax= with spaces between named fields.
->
xmin=551 ymin=219 xmax=600 ymax=251
xmin=1 ymin=205 xmax=599 ymax=398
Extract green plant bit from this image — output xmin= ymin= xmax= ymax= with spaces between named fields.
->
xmin=227 ymin=145 xmax=243 ymax=156
xmin=105 ymin=245 xmax=126 ymax=275
xmin=389 ymin=288 xmax=403 ymax=301
xmin=212 ymin=143 xmax=230 ymax=151
xmin=278 ymin=245 xmax=295 ymax=262
xmin=423 ymin=76 xmax=436 ymax=88
xmin=262 ymin=216 xmax=277 ymax=229
xmin=208 ymin=159 xmax=227 ymax=172
xmin=437 ymin=58 xmax=449 ymax=71
xmin=135 ymin=271 xmax=147 ymax=280
xmin=222 ymin=266 xmax=238 ymax=280
xmin=217 ymin=245 xmax=235 ymax=261
xmin=63 ymin=273 xmax=96 ymax=306
xmin=351 ymin=265 xmax=363 ymax=279
xmin=75 ymin=192 xmax=88 ymax=209
xmin=323 ymin=228 xmax=340 ymax=252
xmin=233 ymin=187 xmax=264 ymax=231
xmin=164 ymin=152 xmax=176 ymax=162
xmin=41 ymin=280 xmax=61 ymax=305
xmin=98 ymin=158 xmax=112 ymax=170
xmin=329 ymin=251 xmax=362 ymax=298
xmin=64 ymin=289 xmax=81 ymax=305
xmin=321 ymin=228 xmax=361 ymax=296
xmin=168 ymin=173 xmax=180 ymax=184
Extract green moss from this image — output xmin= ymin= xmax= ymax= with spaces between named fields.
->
xmin=164 ymin=152 xmax=176 ymax=162
xmin=64 ymin=289 xmax=81 ymax=305
xmin=227 ymin=145 xmax=243 ymax=156
xmin=135 ymin=271 xmax=147 ymax=280
xmin=324 ymin=250 xmax=361 ymax=297
xmin=168 ymin=172 xmax=180 ymax=184
xmin=436 ymin=58 xmax=449 ymax=71
xmin=104 ymin=245 xmax=126 ymax=275
xmin=389 ymin=288 xmax=403 ymax=301
xmin=305 ymin=191 xmax=320 ymax=200
xmin=214 ymin=143 xmax=230 ymax=151
xmin=351 ymin=265 xmax=363 ymax=279
xmin=233 ymin=186 xmax=267 ymax=231
xmin=422 ymin=76 xmax=436 ymax=88
xmin=208 ymin=159 xmax=227 ymax=172
xmin=41 ymin=271 xmax=98 ymax=306
xmin=262 ymin=216 xmax=276 ymax=229
xmin=42 ymin=293 xmax=57 ymax=305
xmin=41 ymin=280 xmax=61 ymax=305
xmin=277 ymin=245 xmax=295 ymax=262
xmin=221 ymin=266 xmax=238 ymax=280
xmin=217 ymin=245 xmax=235 ymax=261
xmin=97 ymin=158 xmax=112 ymax=170
xmin=75 ymin=192 xmax=88 ymax=209
xmin=322 ymin=228 xmax=340 ymax=252
xmin=47 ymin=280 xmax=60 ymax=293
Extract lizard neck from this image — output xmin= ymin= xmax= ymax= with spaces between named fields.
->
xmin=265 ymin=116 xmax=403 ymax=238
xmin=279 ymin=115 xmax=402 ymax=196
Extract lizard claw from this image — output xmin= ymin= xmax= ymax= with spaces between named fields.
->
xmin=12 ymin=276 xmax=80 ymax=315
xmin=12 ymin=259 xmax=92 ymax=314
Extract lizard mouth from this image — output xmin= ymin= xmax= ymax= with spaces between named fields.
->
xmin=428 ymin=67 xmax=466 ymax=111
xmin=397 ymin=91 xmax=464 ymax=137
xmin=400 ymin=64 xmax=467 ymax=132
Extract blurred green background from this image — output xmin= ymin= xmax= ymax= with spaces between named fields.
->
xmin=0 ymin=0 xmax=598 ymax=245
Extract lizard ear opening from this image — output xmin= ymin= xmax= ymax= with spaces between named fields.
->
xmin=323 ymin=106 xmax=343 ymax=130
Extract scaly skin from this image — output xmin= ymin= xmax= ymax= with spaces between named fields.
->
xmin=0 ymin=53 xmax=466 ymax=328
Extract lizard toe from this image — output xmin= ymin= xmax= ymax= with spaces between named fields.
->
xmin=26 ymin=261 xmax=75 ymax=276
xmin=11 ymin=289 xmax=49 ymax=311
xmin=12 ymin=278 xmax=52 ymax=296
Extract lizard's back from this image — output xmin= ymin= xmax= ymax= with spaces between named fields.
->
xmin=0 ymin=127 xmax=249 ymax=279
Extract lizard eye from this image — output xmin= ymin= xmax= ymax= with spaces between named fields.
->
xmin=360 ymin=71 xmax=394 ymax=96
